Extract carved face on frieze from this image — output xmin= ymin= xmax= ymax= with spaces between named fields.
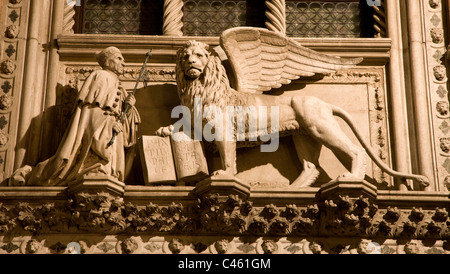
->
xmin=178 ymin=41 xmax=210 ymax=79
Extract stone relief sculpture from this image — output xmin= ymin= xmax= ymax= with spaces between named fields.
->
xmin=9 ymin=47 xmax=140 ymax=186
xmin=159 ymin=27 xmax=429 ymax=188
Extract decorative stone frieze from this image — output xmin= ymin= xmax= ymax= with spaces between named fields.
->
xmin=65 ymin=65 xmax=177 ymax=83
xmin=0 ymin=192 xmax=448 ymax=240
xmin=422 ymin=0 xmax=450 ymax=191
xmin=0 ymin=192 xmax=448 ymax=254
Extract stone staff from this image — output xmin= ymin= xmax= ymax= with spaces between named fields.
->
xmin=108 ymin=50 xmax=152 ymax=147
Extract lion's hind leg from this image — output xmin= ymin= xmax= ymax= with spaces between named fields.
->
xmin=290 ymin=134 xmax=321 ymax=188
xmin=292 ymin=96 xmax=366 ymax=181
xmin=213 ymin=140 xmax=237 ymax=176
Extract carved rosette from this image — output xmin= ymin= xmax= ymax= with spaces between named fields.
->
xmin=265 ymin=0 xmax=286 ymax=35
xmin=162 ymin=0 xmax=184 ymax=36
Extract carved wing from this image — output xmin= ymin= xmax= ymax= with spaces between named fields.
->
xmin=219 ymin=27 xmax=363 ymax=93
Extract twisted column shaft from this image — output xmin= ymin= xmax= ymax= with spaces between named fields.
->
xmin=265 ymin=0 xmax=286 ymax=35
xmin=163 ymin=0 xmax=184 ymax=36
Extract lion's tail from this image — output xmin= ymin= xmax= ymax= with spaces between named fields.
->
xmin=331 ymin=105 xmax=430 ymax=187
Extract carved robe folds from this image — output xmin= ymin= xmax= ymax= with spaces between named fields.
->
xmin=27 ymin=70 xmax=140 ymax=186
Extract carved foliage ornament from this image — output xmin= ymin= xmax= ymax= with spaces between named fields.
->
xmin=0 ymin=194 xmax=448 ymax=239
xmin=65 ymin=66 xmax=176 ymax=83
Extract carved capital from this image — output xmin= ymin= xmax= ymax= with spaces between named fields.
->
xmin=319 ymin=178 xmax=378 ymax=202
xmin=67 ymin=175 xmax=126 ymax=198
xmin=194 ymin=174 xmax=251 ymax=201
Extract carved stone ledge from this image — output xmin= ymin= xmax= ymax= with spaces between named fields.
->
xmin=67 ymin=175 xmax=125 ymax=198
xmin=56 ymin=34 xmax=392 ymax=65
xmin=319 ymin=178 xmax=378 ymax=202
xmin=194 ymin=174 xmax=251 ymax=201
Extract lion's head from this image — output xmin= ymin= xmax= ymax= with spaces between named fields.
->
xmin=177 ymin=40 xmax=210 ymax=79
xmin=176 ymin=40 xmax=241 ymax=109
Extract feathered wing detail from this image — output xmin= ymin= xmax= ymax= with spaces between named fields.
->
xmin=219 ymin=27 xmax=363 ymax=93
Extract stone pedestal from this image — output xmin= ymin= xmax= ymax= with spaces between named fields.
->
xmin=318 ymin=177 xmax=377 ymax=202
xmin=67 ymin=175 xmax=125 ymax=198
xmin=194 ymin=174 xmax=251 ymax=201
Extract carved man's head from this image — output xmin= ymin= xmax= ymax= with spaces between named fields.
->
xmin=96 ymin=46 xmax=125 ymax=76
xmin=168 ymin=238 xmax=184 ymax=254
xmin=214 ymin=239 xmax=230 ymax=254
xmin=404 ymin=241 xmax=420 ymax=254
xmin=436 ymin=101 xmax=449 ymax=116
xmin=261 ymin=240 xmax=278 ymax=254
xmin=309 ymin=242 xmax=322 ymax=254
xmin=433 ymin=65 xmax=446 ymax=81
xmin=177 ymin=41 xmax=210 ymax=79
xmin=26 ymin=239 xmax=42 ymax=254
xmin=431 ymin=28 xmax=444 ymax=44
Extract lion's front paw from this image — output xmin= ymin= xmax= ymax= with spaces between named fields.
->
xmin=155 ymin=125 xmax=174 ymax=137
xmin=416 ymin=176 xmax=430 ymax=188
xmin=211 ymin=169 xmax=234 ymax=176
xmin=336 ymin=172 xmax=364 ymax=181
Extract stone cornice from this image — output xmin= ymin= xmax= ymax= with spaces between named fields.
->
xmin=1 ymin=187 xmax=448 ymax=208
xmin=56 ymin=34 xmax=392 ymax=65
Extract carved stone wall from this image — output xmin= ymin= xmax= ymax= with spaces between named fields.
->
xmin=0 ymin=0 xmax=29 ymax=183
xmin=423 ymin=0 xmax=450 ymax=192
xmin=0 ymin=0 xmax=448 ymax=255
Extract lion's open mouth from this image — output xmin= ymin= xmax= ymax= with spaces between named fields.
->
xmin=186 ymin=67 xmax=203 ymax=78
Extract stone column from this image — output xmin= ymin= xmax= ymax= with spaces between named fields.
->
xmin=14 ymin=0 xmax=42 ymax=169
xmin=40 ymin=0 xmax=65 ymax=161
xmin=162 ymin=0 xmax=184 ymax=36
xmin=405 ymin=0 xmax=435 ymax=191
xmin=385 ymin=0 xmax=413 ymax=190
xmin=265 ymin=0 xmax=286 ymax=35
